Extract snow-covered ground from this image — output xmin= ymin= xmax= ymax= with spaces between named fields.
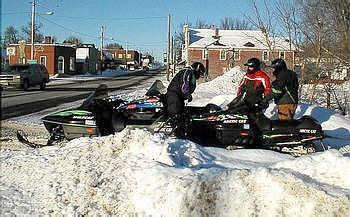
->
xmin=1 ymin=67 xmax=350 ymax=216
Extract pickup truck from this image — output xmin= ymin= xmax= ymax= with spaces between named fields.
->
xmin=0 ymin=64 xmax=49 ymax=90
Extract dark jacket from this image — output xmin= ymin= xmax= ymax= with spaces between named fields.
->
xmin=167 ymin=67 xmax=196 ymax=100
xmin=166 ymin=67 xmax=196 ymax=115
xmin=272 ymin=67 xmax=299 ymax=105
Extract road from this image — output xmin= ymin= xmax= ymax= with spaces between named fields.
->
xmin=1 ymin=71 xmax=164 ymax=120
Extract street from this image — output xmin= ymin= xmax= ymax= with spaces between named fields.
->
xmin=1 ymin=71 xmax=163 ymax=120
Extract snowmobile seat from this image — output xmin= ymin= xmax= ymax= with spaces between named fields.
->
xmin=270 ymin=119 xmax=301 ymax=130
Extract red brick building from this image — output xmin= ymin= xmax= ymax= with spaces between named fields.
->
xmin=7 ymin=37 xmax=76 ymax=76
xmin=182 ymin=26 xmax=296 ymax=80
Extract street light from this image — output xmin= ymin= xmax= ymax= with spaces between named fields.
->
xmin=30 ymin=0 xmax=54 ymax=60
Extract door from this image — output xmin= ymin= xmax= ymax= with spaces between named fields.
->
xmin=29 ymin=64 xmax=41 ymax=84
xmin=58 ymin=56 xmax=65 ymax=73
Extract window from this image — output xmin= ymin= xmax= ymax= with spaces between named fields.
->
xmin=58 ymin=56 xmax=64 ymax=73
xmin=20 ymin=58 xmax=26 ymax=64
xmin=40 ymin=56 xmax=47 ymax=66
xmin=69 ymin=57 xmax=75 ymax=71
xmin=118 ymin=54 xmax=123 ymax=58
xmin=233 ymin=50 xmax=240 ymax=60
xmin=220 ymin=50 xmax=226 ymax=60
xmin=262 ymin=51 xmax=269 ymax=61
xmin=202 ymin=49 xmax=208 ymax=60
xmin=279 ymin=51 xmax=285 ymax=59
xmin=127 ymin=54 xmax=131 ymax=59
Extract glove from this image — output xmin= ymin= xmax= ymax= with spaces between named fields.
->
xmin=259 ymin=99 xmax=269 ymax=109
xmin=187 ymin=95 xmax=193 ymax=102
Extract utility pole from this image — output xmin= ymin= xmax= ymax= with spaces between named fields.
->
xmin=100 ymin=25 xmax=104 ymax=73
xmin=166 ymin=14 xmax=171 ymax=81
xmin=30 ymin=0 xmax=36 ymax=60
xmin=125 ymin=42 xmax=128 ymax=69
xmin=171 ymin=35 xmax=175 ymax=76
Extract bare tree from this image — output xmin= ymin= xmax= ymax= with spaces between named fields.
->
xmin=21 ymin=22 xmax=44 ymax=43
xmin=105 ymin=43 xmax=123 ymax=49
xmin=3 ymin=26 xmax=19 ymax=45
xmin=63 ymin=36 xmax=83 ymax=45
xmin=195 ymin=20 xmax=211 ymax=29
xmin=220 ymin=17 xmax=252 ymax=30
xmin=243 ymin=0 xmax=277 ymax=52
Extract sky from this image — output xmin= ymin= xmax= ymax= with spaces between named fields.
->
xmin=1 ymin=0 xmax=258 ymax=61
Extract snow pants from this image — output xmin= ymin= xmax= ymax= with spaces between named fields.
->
xmin=166 ymin=91 xmax=186 ymax=137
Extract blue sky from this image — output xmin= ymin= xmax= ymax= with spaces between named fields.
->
xmin=1 ymin=0 xmax=259 ymax=61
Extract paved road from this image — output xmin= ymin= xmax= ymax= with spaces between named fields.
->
xmin=1 ymin=71 xmax=164 ymax=120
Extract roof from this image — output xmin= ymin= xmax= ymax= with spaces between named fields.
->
xmin=8 ymin=43 xmax=76 ymax=48
xmin=188 ymin=28 xmax=295 ymax=51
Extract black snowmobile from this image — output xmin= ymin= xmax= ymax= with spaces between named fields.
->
xmin=17 ymin=84 xmax=126 ymax=147
xmin=187 ymin=93 xmax=325 ymax=156
xmin=16 ymin=81 xmax=170 ymax=147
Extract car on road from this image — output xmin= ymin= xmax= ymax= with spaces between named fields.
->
xmin=0 ymin=64 xmax=49 ymax=90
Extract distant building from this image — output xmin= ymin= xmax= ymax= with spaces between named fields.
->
xmin=76 ymin=44 xmax=98 ymax=74
xmin=7 ymin=36 xmax=76 ymax=76
xmin=183 ymin=26 xmax=296 ymax=79
xmin=108 ymin=48 xmax=141 ymax=69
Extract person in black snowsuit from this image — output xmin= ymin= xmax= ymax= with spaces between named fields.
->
xmin=166 ymin=62 xmax=206 ymax=137
xmin=270 ymin=58 xmax=299 ymax=120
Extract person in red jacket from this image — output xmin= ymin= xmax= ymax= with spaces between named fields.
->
xmin=237 ymin=57 xmax=272 ymax=113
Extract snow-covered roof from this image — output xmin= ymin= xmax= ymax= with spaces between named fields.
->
xmin=189 ymin=28 xmax=295 ymax=50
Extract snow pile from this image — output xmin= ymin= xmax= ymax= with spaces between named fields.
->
xmin=1 ymin=129 xmax=350 ymax=215
xmin=1 ymin=66 xmax=350 ymax=215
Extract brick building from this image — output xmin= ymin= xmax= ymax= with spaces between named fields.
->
xmin=182 ymin=26 xmax=296 ymax=80
xmin=7 ymin=37 xmax=76 ymax=76
xmin=108 ymin=48 xmax=141 ymax=69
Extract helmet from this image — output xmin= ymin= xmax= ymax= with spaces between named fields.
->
xmin=270 ymin=58 xmax=287 ymax=71
xmin=244 ymin=58 xmax=261 ymax=69
xmin=191 ymin=62 xmax=206 ymax=79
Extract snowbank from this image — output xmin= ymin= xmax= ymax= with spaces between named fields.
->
xmin=1 ymin=67 xmax=350 ymax=215
xmin=1 ymin=129 xmax=349 ymax=215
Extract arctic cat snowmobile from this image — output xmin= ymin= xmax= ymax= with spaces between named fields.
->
xmin=17 ymin=81 xmax=170 ymax=147
xmin=17 ymin=84 xmax=126 ymax=147
xmin=187 ymin=93 xmax=325 ymax=156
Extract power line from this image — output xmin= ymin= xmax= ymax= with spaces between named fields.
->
xmin=52 ymin=15 xmax=167 ymax=21
xmin=38 ymin=15 xmax=99 ymax=39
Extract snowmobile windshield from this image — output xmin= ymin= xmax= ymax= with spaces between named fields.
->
xmin=227 ymin=92 xmax=247 ymax=111
xmin=80 ymin=84 xmax=108 ymax=110
xmin=145 ymin=79 xmax=166 ymax=97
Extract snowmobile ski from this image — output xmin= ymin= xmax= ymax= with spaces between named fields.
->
xmin=16 ymin=130 xmax=53 ymax=148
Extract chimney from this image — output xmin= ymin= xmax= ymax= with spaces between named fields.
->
xmin=44 ymin=36 xmax=53 ymax=44
xmin=212 ymin=27 xmax=220 ymax=40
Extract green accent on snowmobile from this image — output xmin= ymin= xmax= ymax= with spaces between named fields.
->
xmin=272 ymin=88 xmax=283 ymax=94
xmin=55 ymin=110 xmax=92 ymax=116
xmin=263 ymin=134 xmax=294 ymax=139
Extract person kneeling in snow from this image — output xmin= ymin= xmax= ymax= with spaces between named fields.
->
xmin=165 ymin=62 xmax=206 ymax=138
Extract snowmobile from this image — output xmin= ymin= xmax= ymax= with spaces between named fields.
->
xmin=16 ymin=81 xmax=170 ymax=147
xmin=17 ymin=84 xmax=126 ymax=147
xmin=187 ymin=93 xmax=325 ymax=156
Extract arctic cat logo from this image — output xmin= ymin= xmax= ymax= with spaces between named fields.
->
xmin=299 ymin=129 xmax=317 ymax=134
xmin=72 ymin=116 xmax=94 ymax=120
xmin=223 ymin=119 xmax=247 ymax=124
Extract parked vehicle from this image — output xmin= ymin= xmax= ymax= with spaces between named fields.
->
xmin=0 ymin=64 xmax=49 ymax=90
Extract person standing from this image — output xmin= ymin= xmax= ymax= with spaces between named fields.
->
xmin=166 ymin=62 xmax=206 ymax=137
xmin=270 ymin=58 xmax=299 ymax=120
xmin=236 ymin=57 xmax=272 ymax=113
